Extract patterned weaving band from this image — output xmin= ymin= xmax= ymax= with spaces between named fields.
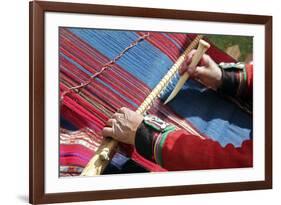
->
xmin=59 ymin=28 xmax=252 ymax=176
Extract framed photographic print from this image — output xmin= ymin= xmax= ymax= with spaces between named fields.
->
xmin=29 ymin=1 xmax=272 ymax=204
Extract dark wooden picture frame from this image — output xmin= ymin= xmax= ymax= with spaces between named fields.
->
xmin=29 ymin=1 xmax=272 ymax=204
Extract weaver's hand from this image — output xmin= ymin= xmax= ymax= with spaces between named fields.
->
xmin=102 ymin=107 xmax=143 ymax=145
xmin=179 ymin=50 xmax=222 ymax=90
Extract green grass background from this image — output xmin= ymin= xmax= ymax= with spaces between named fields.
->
xmin=205 ymin=34 xmax=253 ymax=61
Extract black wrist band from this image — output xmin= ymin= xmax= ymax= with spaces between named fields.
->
xmin=218 ymin=62 xmax=245 ymax=97
xmin=135 ymin=122 xmax=154 ymax=160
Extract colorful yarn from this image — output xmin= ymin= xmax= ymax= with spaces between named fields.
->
xmin=59 ymin=28 xmax=252 ymax=175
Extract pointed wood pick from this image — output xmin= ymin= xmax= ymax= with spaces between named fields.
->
xmin=164 ymin=39 xmax=210 ymax=104
xmin=164 ymin=72 xmax=189 ymax=104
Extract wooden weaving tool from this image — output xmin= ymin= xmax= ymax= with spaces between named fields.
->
xmin=81 ymin=35 xmax=206 ymax=176
xmin=164 ymin=39 xmax=210 ymax=104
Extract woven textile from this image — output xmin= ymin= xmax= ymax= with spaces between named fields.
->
xmin=59 ymin=28 xmax=252 ymax=176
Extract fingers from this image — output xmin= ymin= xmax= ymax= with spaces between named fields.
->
xmin=106 ymin=119 xmax=116 ymax=127
xmin=179 ymin=56 xmax=192 ymax=76
xmin=193 ymin=66 xmax=208 ymax=78
xmin=179 ymin=51 xmax=194 ymax=76
xmin=180 ymin=49 xmax=209 ymax=76
xmin=117 ymin=107 xmax=129 ymax=114
xmin=112 ymin=112 xmax=124 ymax=120
xmin=179 ymin=64 xmax=190 ymax=76
xmin=198 ymin=54 xmax=210 ymax=67
xmin=102 ymin=127 xmax=114 ymax=137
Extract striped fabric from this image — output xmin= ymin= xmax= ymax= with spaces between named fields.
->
xmin=59 ymin=28 xmax=252 ymax=175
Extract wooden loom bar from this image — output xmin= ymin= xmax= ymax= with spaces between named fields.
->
xmin=81 ymin=35 xmax=204 ymax=176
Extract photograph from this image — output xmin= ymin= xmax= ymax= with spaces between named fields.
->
xmin=59 ymin=27 xmax=253 ymax=177
xmin=29 ymin=1 xmax=272 ymax=203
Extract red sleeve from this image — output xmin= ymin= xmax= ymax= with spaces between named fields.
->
xmin=159 ymin=130 xmax=252 ymax=171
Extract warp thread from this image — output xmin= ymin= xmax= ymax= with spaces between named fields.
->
xmin=60 ymin=32 xmax=150 ymax=102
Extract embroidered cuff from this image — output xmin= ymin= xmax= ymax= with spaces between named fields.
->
xmin=218 ymin=62 xmax=247 ymax=97
xmin=153 ymin=127 xmax=176 ymax=166
xmin=135 ymin=115 xmax=176 ymax=165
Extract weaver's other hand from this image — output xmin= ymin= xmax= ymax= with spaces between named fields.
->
xmin=179 ymin=49 xmax=222 ymax=90
xmin=102 ymin=107 xmax=143 ymax=145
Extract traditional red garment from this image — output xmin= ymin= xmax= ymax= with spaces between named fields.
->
xmin=163 ymin=131 xmax=252 ymax=171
